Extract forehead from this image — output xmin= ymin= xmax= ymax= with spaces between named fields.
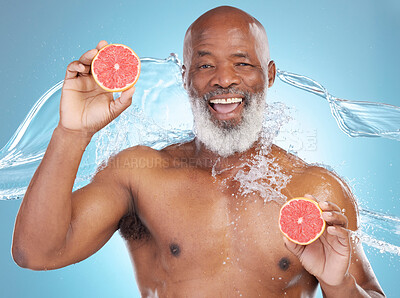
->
xmin=194 ymin=25 xmax=253 ymax=46
xmin=187 ymin=27 xmax=256 ymax=59
xmin=184 ymin=17 xmax=268 ymax=63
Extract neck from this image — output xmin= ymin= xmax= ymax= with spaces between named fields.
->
xmin=191 ymin=137 xmax=263 ymax=171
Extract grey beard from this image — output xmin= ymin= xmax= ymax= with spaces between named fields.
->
xmin=188 ymin=87 xmax=267 ymax=157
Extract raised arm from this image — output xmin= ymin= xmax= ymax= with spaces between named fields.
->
xmin=12 ymin=40 xmax=135 ymax=270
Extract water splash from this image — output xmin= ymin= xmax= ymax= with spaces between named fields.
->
xmin=232 ymin=102 xmax=293 ymax=203
xmin=233 ymin=152 xmax=291 ymax=204
xmin=209 ymin=102 xmax=292 ymax=203
xmin=0 ymin=54 xmax=193 ymax=199
xmin=356 ymin=208 xmax=400 ymax=256
xmin=277 ymin=69 xmax=400 ymax=141
xmin=0 ymin=54 xmax=399 ymax=257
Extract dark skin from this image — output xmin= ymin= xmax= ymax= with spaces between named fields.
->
xmin=12 ymin=6 xmax=384 ymax=297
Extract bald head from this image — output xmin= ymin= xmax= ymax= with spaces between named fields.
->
xmin=183 ymin=6 xmax=270 ymax=69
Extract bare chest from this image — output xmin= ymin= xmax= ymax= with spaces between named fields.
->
xmin=128 ymin=168 xmax=315 ymax=293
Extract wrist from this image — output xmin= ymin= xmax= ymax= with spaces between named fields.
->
xmin=319 ymin=273 xmax=358 ymax=296
xmin=54 ymin=125 xmax=93 ymax=149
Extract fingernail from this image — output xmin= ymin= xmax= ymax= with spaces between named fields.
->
xmin=323 ymin=212 xmax=332 ymax=217
xmin=327 ymin=226 xmax=336 ymax=232
xmin=320 ymin=201 xmax=328 ymax=208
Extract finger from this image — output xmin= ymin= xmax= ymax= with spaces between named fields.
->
xmin=109 ymin=86 xmax=135 ymax=119
xmin=79 ymin=64 xmax=91 ymax=75
xmin=65 ymin=61 xmax=86 ymax=80
xmin=77 ymin=41 xmax=108 ymax=67
xmin=78 ymin=48 xmax=98 ymax=65
xmin=322 ymin=211 xmax=348 ymax=228
xmin=96 ymin=40 xmax=108 ymax=50
xmin=304 ymin=194 xmax=341 ymax=213
xmin=120 ymin=86 xmax=136 ymax=104
xmin=283 ymin=236 xmax=304 ymax=258
xmin=304 ymin=194 xmax=317 ymax=201
xmin=303 ymin=194 xmax=324 ymax=206
xmin=326 ymin=226 xmax=350 ymax=246
xmin=317 ymin=200 xmax=342 ymax=213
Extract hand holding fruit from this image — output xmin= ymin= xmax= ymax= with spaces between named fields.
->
xmin=59 ymin=41 xmax=139 ymax=137
xmin=281 ymin=195 xmax=352 ymax=287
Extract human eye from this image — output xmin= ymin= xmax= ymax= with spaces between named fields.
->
xmin=199 ymin=64 xmax=213 ymax=69
xmin=237 ymin=62 xmax=253 ymax=67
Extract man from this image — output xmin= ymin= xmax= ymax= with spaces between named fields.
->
xmin=12 ymin=6 xmax=384 ymax=297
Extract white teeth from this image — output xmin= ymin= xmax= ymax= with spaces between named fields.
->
xmin=209 ymin=98 xmax=243 ymax=104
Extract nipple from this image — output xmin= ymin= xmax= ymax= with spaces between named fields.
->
xmin=170 ymin=243 xmax=181 ymax=257
xmin=278 ymin=257 xmax=290 ymax=271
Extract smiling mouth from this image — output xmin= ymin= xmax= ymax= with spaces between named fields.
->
xmin=209 ymin=97 xmax=243 ymax=114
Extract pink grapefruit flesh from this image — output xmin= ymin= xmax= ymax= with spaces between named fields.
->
xmin=91 ymin=44 xmax=141 ymax=92
xmin=279 ymin=197 xmax=326 ymax=245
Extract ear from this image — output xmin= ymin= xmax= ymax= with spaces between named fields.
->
xmin=267 ymin=60 xmax=276 ymax=88
xmin=182 ymin=65 xmax=187 ymax=90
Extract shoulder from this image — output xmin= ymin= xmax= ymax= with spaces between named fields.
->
xmin=302 ymin=165 xmax=352 ymax=199
xmin=97 ymin=143 xmax=193 ymax=188
xmin=103 ymin=145 xmax=167 ymax=172
xmin=88 ymin=145 xmax=164 ymax=195
xmin=110 ymin=145 xmax=163 ymax=162
xmin=301 ymin=165 xmax=359 ymax=230
xmin=272 ymin=145 xmax=359 ymax=230
xmin=113 ymin=142 xmax=194 ymax=167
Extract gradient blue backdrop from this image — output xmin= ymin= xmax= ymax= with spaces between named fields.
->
xmin=1 ymin=0 xmax=399 ymax=297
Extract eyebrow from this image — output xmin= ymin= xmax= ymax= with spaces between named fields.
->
xmin=230 ymin=52 xmax=250 ymax=59
xmin=197 ymin=50 xmax=212 ymax=57
xmin=196 ymin=51 xmax=250 ymax=59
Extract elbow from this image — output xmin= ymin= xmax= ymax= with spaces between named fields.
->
xmin=11 ymin=242 xmax=49 ymax=271
xmin=12 ymin=228 xmax=53 ymax=270
xmin=11 ymin=243 xmax=30 ymax=269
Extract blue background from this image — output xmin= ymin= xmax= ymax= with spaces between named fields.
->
xmin=1 ymin=0 xmax=399 ymax=297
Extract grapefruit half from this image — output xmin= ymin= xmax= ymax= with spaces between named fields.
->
xmin=279 ymin=197 xmax=326 ymax=245
xmin=91 ymin=44 xmax=141 ymax=92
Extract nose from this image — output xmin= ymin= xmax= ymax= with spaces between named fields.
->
xmin=210 ymin=65 xmax=241 ymax=88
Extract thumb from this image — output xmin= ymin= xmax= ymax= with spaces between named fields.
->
xmin=283 ymin=236 xmax=304 ymax=258
xmin=110 ymin=86 xmax=135 ymax=119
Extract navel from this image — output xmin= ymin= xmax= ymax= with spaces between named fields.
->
xmin=278 ymin=257 xmax=290 ymax=271
xmin=169 ymin=243 xmax=181 ymax=257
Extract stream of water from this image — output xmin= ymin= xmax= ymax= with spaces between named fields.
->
xmin=0 ymin=54 xmax=398 ymax=256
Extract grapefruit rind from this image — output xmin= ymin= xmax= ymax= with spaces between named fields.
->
xmin=91 ymin=44 xmax=141 ymax=92
xmin=279 ymin=197 xmax=326 ymax=245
